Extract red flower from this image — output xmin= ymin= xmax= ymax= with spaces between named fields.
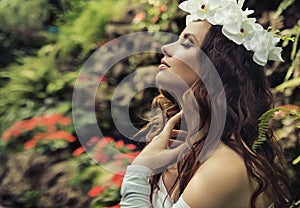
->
xmin=105 ymin=204 xmax=120 ymax=208
xmin=1 ymin=131 xmax=12 ymax=140
xmin=105 ymin=137 xmax=114 ymax=143
xmin=125 ymin=143 xmax=136 ymax=150
xmin=113 ymin=153 xmax=124 ymax=160
xmin=275 ymin=104 xmax=300 ymax=119
xmin=18 ymin=118 xmax=38 ymax=131
xmin=87 ymin=185 xmax=105 ymax=197
xmin=1 ymin=113 xmax=72 ymax=141
xmin=86 ymin=136 xmax=100 ymax=147
xmin=112 ymin=160 xmax=123 ymax=167
xmin=45 ymin=131 xmax=76 ymax=142
xmin=115 ymin=140 xmax=124 ymax=148
xmin=125 ymin=151 xmax=140 ymax=163
xmin=94 ymin=151 xmax=109 ymax=164
xmin=54 ymin=114 xmax=71 ymax=126
xmin=109 ymin=172 xmax=124 ymax=187
xmin=2 ymin=128 xmax=22 ymax=140
xmin=95 ymin=137 xmax=114 ymax=149
xmin=72 ymin=147 xmax=85 ymax=157
xmin=132 ymin=12 xmax=145 ymax=24
xmin=113 ymin=151 xmax=140 ymax=163
xmin=151 ymin=15 xmax=159 ymax=23
xmin=23 ymin=131 xmax=76 ymax=149
xmin=159 ymin=4 xmax=167 ymax=13
xmin=2 ymin=120 xmax=29 ymax=140
xmin=40 ymin=114 xmax=71 ymax=131
xmin=96 ymin=75 xmax=108 ymax=83
xmin=79 ymin=74 xmax=89 ymax=81
xmin=24 ymin=140 xmax=37 ymax=149
xmin=24 ymin=133 xmax=47 ymax=149
xmin=278 ymin=104 xmax=300 ymax=111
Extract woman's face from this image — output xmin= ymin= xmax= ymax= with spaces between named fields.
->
xmin=156 ymin=21 xmax=211 ymax=93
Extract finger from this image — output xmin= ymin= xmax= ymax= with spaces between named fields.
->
xmin=170 ymin=129 xmax=188 ymax=138
xmin=164 ymin=143 xmax=189 ymax=165
xmin=162 ymin=111 xmax=183 ymax=135
xmin=168 ymin=139 xmax=184 ymax=148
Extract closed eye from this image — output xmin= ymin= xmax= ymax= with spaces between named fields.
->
xmin=180 ymin=39 xmax=194 ymax=48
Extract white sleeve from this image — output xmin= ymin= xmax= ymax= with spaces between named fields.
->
xmin=120 ymin=165 xmax=190 ymax=208
xmin=120 ymin=165 xmax=152 ymax=208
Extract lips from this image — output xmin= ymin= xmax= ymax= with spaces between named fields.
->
xmin=159 ymin=59 xmax=170 ymax=70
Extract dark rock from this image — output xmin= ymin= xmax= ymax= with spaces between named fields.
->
xmin=0 ymin=150 xmax=90 ymax=208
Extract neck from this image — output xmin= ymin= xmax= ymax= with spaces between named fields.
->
xmin=181 ymin=90 xmax=201 ymax=137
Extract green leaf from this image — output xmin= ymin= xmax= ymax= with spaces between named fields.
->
xmin=253 ymin=106 xmax=300 ymax=151
xmin=292 ymin=156 xmax=300 ymax=165
xmin=275 ymin=77 xmax=300 ymax=91
xmin=285 ymin=46 xmax=300 ymax=81
xmin=252 ymin=108 xmax=282 ymax=151
xmin=274 ymin=0 xmax=296 ymax=18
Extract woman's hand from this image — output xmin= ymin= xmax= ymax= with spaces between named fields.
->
xmin=132 ymin=111 xmax=188 ymax=173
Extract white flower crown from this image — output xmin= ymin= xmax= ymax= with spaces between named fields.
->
xmin=178 ymin=0 xmax=284 ymax=66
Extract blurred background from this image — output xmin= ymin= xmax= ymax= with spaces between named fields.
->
xmin=0 ymin=0 xmax=299 ymax=207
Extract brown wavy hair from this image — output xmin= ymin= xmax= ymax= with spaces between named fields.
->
xmin=136 ymin=25 xmax=293 ymax=208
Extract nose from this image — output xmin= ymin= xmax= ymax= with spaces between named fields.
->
xmin=161 ymin=43 xmax=173 ymax=57
xmin=161 ymin=45 xmax=169 ymax=57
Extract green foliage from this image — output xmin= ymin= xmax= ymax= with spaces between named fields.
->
xmin=252 ymin=108 xmax=281 ymax=151
xmin=292 ymin=156 xmax=300 ymax=165
xmin=90 ymin=188 xmax=121 ymax=207
xmin=0 ymin=0 xmax=49 ymax=39
xmin=0 ymin=0 xmax=51 ymax=67
xmin=276 ymin=76 xmax=300 ymax=91
xmin=56 ymin=0 xmax=127 ymax=60
xmin=0 ymin=48 xmax=76 ymax=133
xmin=0 ymin=0 xmax=299 ymax=206
xmin=0 ymin=0 xmax=128 ymax=135
xmin=290 ymin=199 xmax=300 ymax=208
xmin=71 ymin=164 xmax=106 ymax=193
xmin=35 ymin=139 xmax=69 ymax=154
xmin=132 ymin=0 xmax=180 ymax=32
xmin=274 ymin=0 xmax=296 ymax=18
xmin=276 ymin=19 xmax=300 ymax=91
xmin=253 ymin=107 xmax=300 ymax=151
xmin=22 ymin=190 xmax=42 ymax=208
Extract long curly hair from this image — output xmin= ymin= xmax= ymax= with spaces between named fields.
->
xmin=136 ymin=25 xmax=293 ymax=208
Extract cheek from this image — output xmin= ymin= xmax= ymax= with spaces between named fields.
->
xmin=173 ymin=60 xmax=199 ymax=86
xmin=181 ymin=69 xmax=198 ymax=86
xmin=173 ymin=47 xmax=200 ymax=70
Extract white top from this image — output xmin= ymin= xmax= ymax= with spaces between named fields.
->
xmin=120 ymin=165 xmax=274 ymax=208
xmin=120 ymin=165 xmax=190 ymax=208
xmin=152 ymin=176 xmax=190 ymax=208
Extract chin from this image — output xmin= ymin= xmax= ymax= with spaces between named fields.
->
xmin=156 ymin=70 xmax=190 ymax=98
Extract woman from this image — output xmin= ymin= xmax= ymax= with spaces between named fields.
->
xmin=120 ymin=0 xmax=293 ymax=207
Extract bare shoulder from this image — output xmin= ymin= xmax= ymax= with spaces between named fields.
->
xmin=182 ymin=142 xmax=252 ymax=208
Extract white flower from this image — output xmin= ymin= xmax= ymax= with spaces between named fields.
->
xmin=247 ymin=31 xmax=271 ymax=65
xmin=213 ymin=3 xmax=242 ymax=26
xmin=185 ymin=15 xmax=194 ymax=26
xmin=268 ymin=38 xmax=284 ymax=62
xmin=178 ymin=0 xmax=284 ymax=66
xmin=213 ymin=1 xmax=256 ymax=45
xmin=269 ymin=47 xmax=284 ymax=62
xmin=222 ymin=18 xmax=257 ymax=45
xmin=179 ymin=0 xmax=226 ymax=24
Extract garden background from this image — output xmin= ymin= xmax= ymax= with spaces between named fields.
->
xmin=0 ymin=0 xmax=299 ymax=207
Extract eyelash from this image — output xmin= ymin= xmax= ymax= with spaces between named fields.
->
xmin=180 ymin=39 xmax=194 ymax=48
